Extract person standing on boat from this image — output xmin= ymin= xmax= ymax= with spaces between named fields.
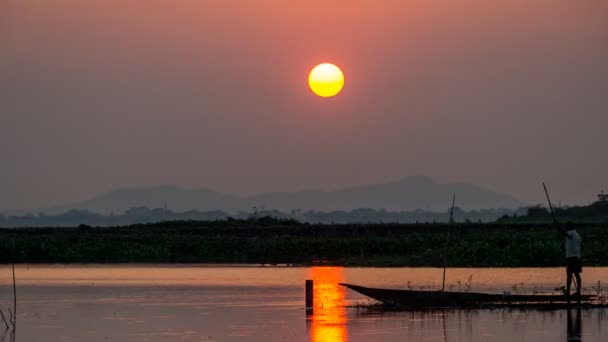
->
xmin=556 ymin=222 xmax=582 ymax=296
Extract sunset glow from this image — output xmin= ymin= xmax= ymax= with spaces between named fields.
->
xmin=308 ymin=63 xmax=344 ymax=97
xmin=1 ymin=1 xmax=607 ymax=341
xmin=309 ymin=267 xmax=347 ymax=342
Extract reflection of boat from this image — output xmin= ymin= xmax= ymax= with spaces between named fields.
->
xmin=340 ymin=283 xmax=595 ymax=308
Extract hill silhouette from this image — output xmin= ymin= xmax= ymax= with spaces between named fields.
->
xmin=42 ymin=176 xmax=523 ymax=214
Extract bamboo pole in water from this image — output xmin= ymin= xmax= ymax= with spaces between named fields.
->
xmin=11 ymin=264 xmax=16 ymax=328
xmin=442 ymin=195 xmax=456 ymax=292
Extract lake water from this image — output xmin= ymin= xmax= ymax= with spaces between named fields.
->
xmin=0 ymin=265 xmax=606 ymax=341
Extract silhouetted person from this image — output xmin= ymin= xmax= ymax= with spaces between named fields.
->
xmin=567 ymin=308 xmax=582 ymax=341
xmin=555 ymin=222 xmax=582 ymax=296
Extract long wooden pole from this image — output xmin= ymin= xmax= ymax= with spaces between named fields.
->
xmin=543 ymin=183 xmax=579 ymax=291
xmin=442 ymin=194 xmax=456 ymax=292
xmin=542 ymin=182 xmax=558 ymax=224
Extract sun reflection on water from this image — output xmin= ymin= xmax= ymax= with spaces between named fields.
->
xmin=309 ymin=267 xmax=348 ymax=342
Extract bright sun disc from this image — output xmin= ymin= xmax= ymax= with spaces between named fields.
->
xmin=308 ymin=63 xmax=344 ymax=97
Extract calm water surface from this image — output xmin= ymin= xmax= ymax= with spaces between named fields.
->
xmin=0 ymin=265 xmax=606 ymax=341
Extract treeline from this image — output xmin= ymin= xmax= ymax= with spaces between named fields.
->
xmin=497 ymin=201 xmax=608 ymax=224
xmin=0 ymin=206 xmax=521 ymax=227
xmin=0 ymin=220 xmax=607 ymax=266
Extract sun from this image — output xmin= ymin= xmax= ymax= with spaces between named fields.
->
xmin=308 ymin=63 xmax=344 ymax=97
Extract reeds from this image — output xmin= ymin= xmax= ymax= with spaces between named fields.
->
xmin=1 ymin=264 xmax=16 ymax=341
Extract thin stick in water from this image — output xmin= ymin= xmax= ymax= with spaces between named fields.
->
xmin=442 ymin=194 xmax=456 ymax=292
xmin=11 ymin=264 xmax=15 ymax=328
xmin=0 ymin=309 xmax=8 ymax=330
xmin=5 ymin=310 xmax=12 ymax=328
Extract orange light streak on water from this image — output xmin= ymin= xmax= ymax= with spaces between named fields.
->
xmin=309 ymin=266 xmax=347 ymax=342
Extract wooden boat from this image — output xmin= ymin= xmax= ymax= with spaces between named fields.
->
xmin=340 ymin=283 xmax=595 ymax=308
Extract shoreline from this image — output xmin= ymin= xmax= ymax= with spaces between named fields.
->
xmin=0 ymin=262 xmax=606 ymax=268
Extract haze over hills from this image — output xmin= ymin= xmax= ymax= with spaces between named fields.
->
xmin=37 ymin=176 xmax=524 ymax=215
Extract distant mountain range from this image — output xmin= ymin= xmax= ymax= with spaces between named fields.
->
xmin=36 ymin=176 xmax=524 ymax=215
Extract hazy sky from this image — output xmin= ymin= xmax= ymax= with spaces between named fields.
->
xmin=1 ymin=0 xmax=607 ymax=211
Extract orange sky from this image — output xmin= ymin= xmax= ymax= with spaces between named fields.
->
xmin=1 ymin=0 xmax=607 ymax=210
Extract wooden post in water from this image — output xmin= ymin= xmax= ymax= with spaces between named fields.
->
xmin=305 ymin=280 xmax=313 ymax=315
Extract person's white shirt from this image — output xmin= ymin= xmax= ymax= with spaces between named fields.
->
xmin=565 ymin=230 xmax=582 ymax=258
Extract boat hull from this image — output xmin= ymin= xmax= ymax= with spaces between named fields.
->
xmin=339 ymin=283 xmax=594 ymax=308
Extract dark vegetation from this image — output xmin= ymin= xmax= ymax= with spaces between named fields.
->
xmin=1 ymin=217 xmax=607 ymax=266
xmin=498 ymin=201 xmax=608 ymax=224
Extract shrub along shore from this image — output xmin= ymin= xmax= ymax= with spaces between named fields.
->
xmin=0 ymin=219 xmax=606 ymax=266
